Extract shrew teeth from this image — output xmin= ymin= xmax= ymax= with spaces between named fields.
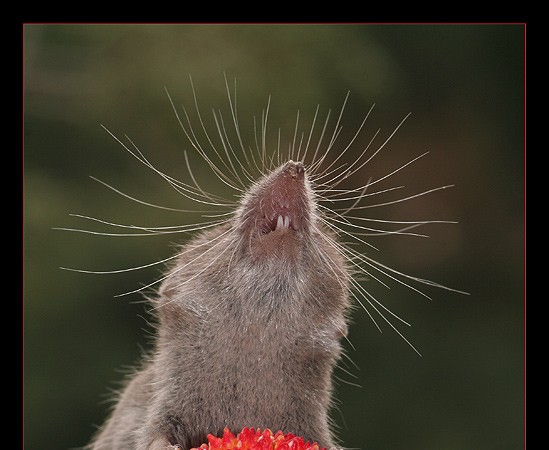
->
xmin=283 ymin=216 xmax=290 ymax=228
xmin=275 ymin=215 xmax=291 ymax=231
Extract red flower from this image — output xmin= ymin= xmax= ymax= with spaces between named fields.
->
xmin=190 ymin=427 xmax=326 ymax=450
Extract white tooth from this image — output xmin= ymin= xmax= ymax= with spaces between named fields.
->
xmin=276 ymin=215 xmax=284 ymax=230
xmin=283 ymin=216 xmax=290 ymax=228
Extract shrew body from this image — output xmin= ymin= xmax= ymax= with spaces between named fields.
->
xmin=79 ymin=79 xmax=463 ymax=450
xmin=89 ymin=161 xmax=351 ymax=450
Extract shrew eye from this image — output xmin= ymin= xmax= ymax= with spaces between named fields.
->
xmin=259 ymin=225 xmax=271 ymax=236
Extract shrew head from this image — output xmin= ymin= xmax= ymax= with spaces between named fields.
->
xmin=235 ymin=161 xmax=315 ymax=263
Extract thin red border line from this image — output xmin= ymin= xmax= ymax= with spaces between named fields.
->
xmin=523 ymin=23 xmax=527 ymax=450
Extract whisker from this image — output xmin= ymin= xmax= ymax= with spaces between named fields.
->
xmin=150 ymin=228 xmax=237 ymax=309
xmin=60 ymin=252 xmax=180 ymax=275
xmin=100 ymin=125 xmax=233 ymax=208
xmin=349 ymin=185 xmax=455 ymax=210
xmin=117 ymin=225 xmax=235 ymax=299
xmin=89 ymin=176 xmax=226 ymax=213
xmin=165 ymin=83 xmax=243 ymax=193
xmin=350 ymin=281 xmax=422 ymax=357
xmin=63 ymin=81 xmax=466 ymax=369
xmin=55 ymin=213 xmax=229 ymax=236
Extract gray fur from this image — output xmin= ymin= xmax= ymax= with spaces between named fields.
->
xmin=89 ymin=162 xmax=351 ymax=450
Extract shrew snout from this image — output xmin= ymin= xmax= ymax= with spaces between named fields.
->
xmin=255 ymin=161 xmax=308 ymax=236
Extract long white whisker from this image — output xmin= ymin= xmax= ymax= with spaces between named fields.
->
xmin=89 ymin=176 xmax=215 ymax=213
xmin=100 ymin=125 xmax=233 ymax=208
xmin=364 ymin=256 xmax=470 ymax=295
xmin=60 ymin=252 xmax=180 ymax=275
xmin=350 ymin=185 xmax=455 ymax=210
xmin=63 ymin=82 xmax=467 ymax=366
xmin=315 ymin=99 xmax=376 ymax=184
xmin=298 ymin=104 xmax=320 ymax=167
xmin=321 ymin=211 xmax=432 ymax=238
xmin=350 ymin=279 xmax=422 ymax=356
xmin=117 ymin=225 xmax=235 ymax=298
xmin=150 ymin=227 xmax=237 ymax=309
xmin=56 ymin=213 xmax=228 ymax=235
xmin=165 ymin=84 xmax=242 ymax=193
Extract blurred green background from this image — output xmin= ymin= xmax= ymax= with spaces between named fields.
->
xmin=24 ymin=24 xmax=524 ymax=449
